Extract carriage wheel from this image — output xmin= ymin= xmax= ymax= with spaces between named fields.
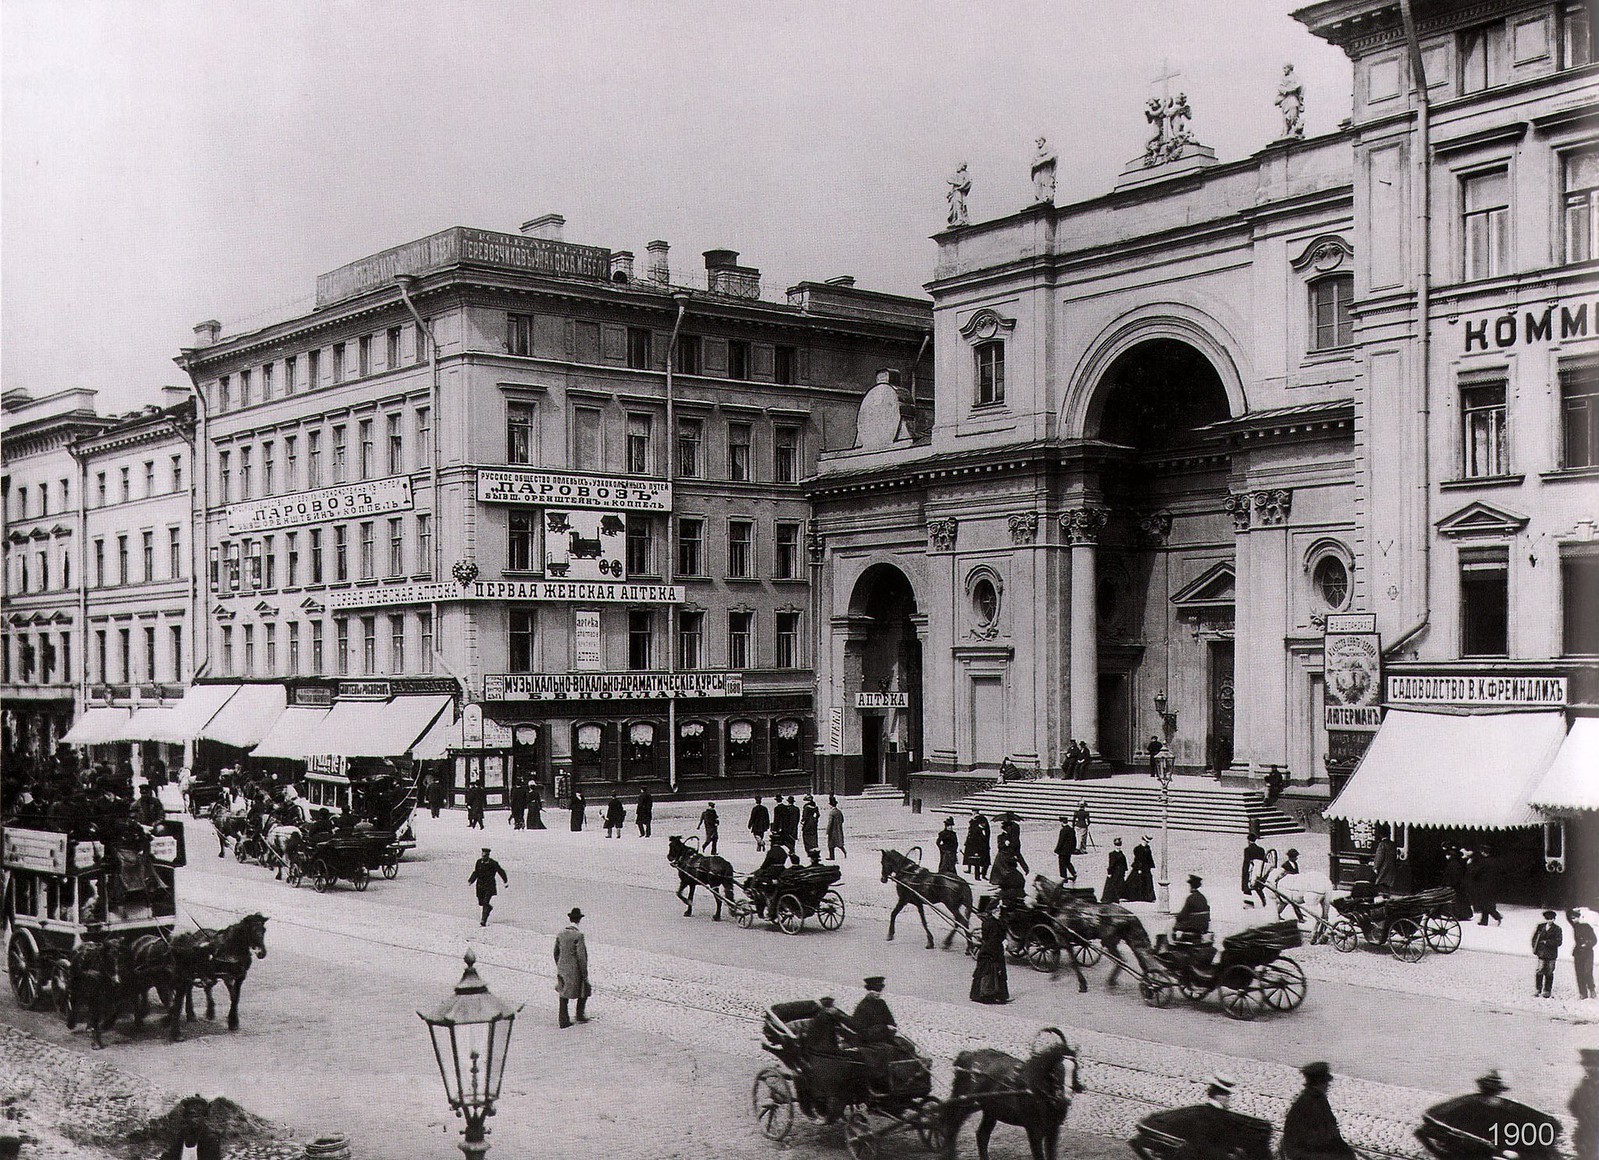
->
xmin=382 ymin=858 xmax=400 ymax=881
xmin=910 ymin=1096 xmax=946 ymax=1152
xmin=1026 ymin=925 xmax=1061 ymax=974
xmin=816 ymin=890 xmax=846 ymax=932
xmin=1423 ymin=914 xmax=1461 ymax=954
xmin=1258 ymin=955 xmax=1308 ymax=1011
xmin=751 ymin=1067 xmax=796 ymax=1141
xmin=313 ymin=861 xmax=334 ymax=893
xmin=1328 ymin=917 xmax=1360 ymax=954
xmin=842 ymin=1106 xmax=878 ymax=1160
xmin=353 ymin=866 xmax=371 ymax=892
xmin=1177 ymin=973 xmax=1211 ymax=1002
xmin=285 ymin=862 xmax=303 ymax=888
xmin=234 ymin=838 xmax=251 ymax=863
xmin=1217 ymin=965 xmax=1261 ymax=1021
xmin=7 ymin=933 xmax=43 ymax=1010
xmin=732 ymin=901 xmax=757 ymax=929
xmin=1140 ymin=967 xmax=1178 ymax=1009
xmin=1388 ymin=918 xmax=1426 ymax=963
xmin=774 ymin=895 xmax=805 ymax=935
xmin=1069 ymin=939 xmax=1104 ymax=968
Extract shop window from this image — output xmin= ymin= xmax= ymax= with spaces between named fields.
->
xmin=678 ymin=720 xmax=707 ymax=777
xmin=1309 ymin=274 xmax=1354 ymax=350
xmin=974 ymin=341 xmax=1005 ymax=406
xmin=627 ymin=721 xmax=657 ymax=779
xmin=1461 ymin=381 xmax=1507 ymax=477
xmin=1561 ymin=360 xmax=1599 ymax=469
xmin=726 ymin=718 xmax=756 ymax=774
xmin=775 ymin=718 xmax=804 ymax=771
xmin=1460 ymin=549 xmax=1509 ymax=657
xmin=573 ymin=722 xmax=604 ymax=776
xmin=1562 ymin=550 xmax=1599 ymax=655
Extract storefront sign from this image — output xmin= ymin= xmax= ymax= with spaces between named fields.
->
xmin=1460 ymin=297 xmax=1598 ymax=353
xmin=1 ymin=827 xmax=68 ymax=873
xmin=1324 ymin=620 xmax=1382 ymax=731
xmin=225 ymin=477 xmax=413 ymax=534
xmin=328 ymin=579 xmax=683 ymax=609
xmin=827 ymin=706 xmax=844 ymax=754
xmin=306 ymin=754 xmax=349 ymax=779
xmin=337 ymin=680 xmax=392 ymax=701
xmin=855 ymin=691 xmax=910 ymax=709
xmin=483 ymin=671 xmax=743 ymax=701
xmin=545 ymin=509 xmax=626 ymax=581
xmin=293 ymin=686 xmax=335 ymax=707
xmin=574 ymin=610 xmax=602 ymax=670
xmin=149 ymin=836 xmax=180 ymax=864
xmin=476 ymin=469 xmax=671 ymax=512
xmin=1386 ymin=674 xmax=1568 ymax=707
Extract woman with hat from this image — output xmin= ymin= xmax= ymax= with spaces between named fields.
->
xmin=1282 ymin=1062 xmax=1354 ymax=1160
xmin=936 ymin=817 xmax=960 ymax=875
xmin=1102 ymin=838 xmax=1128 ymax=903
xmin=969 ymin=895 xmax=1010 ymax=1004
xmin=1125 ymin=835 xmax=1157 ymax=902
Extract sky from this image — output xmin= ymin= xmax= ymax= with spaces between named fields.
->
xmin=2 ymin=1 xmax=1352 ymax=415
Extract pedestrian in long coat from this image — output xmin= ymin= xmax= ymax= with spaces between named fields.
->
xmin=1371 ymin=831 xmax=1397 ymax=894
xmin=569 ymin=788 xmax=586 ymax=832
xmin=826 ymin=796 xmax=846 ymax=859
xmin=465 ymin=781 xmax=487 ymax=830
xmin=779 ymin=796 xmax=800 ymax=849
xmin=1569 ymin=908 xmax=1596 ymax=1000
xmin=1470 ymin=847 xmax=1502 ymax=925
xmin=1103 ymin=838 xmax=1128 ymax=903
xmin=604 ymin=794 xmax=626 ymax=839
xmin=800 ymin=796 xmax=821 ymax=859
xmin=748 ymin=796 xmax=771 ymax=850
xmin=1055 ymin=817 xmax=1078 ymax=882
xmin=970 ymin=897 xmax=1010 ymax=1004
xmin=935 ymin=818 xmax=960 ymax=875
xmin=555 ymin=907 xmax=590 ymax=1028
xmin=1533 ymin=910 xmax=1563 ymax=998
xmin=1281 ymin=1062 xmax=1355 ymax=1160
xmin=527 ymin=783 xmax=545 ymax=829
xmin=468 ymin=847 xmax=508 ymax=926
xmin=507 ymin=780 xmax=527 ymax=830
xmin=1242 ymin=836 xmax=1266 ymax=903
xmin=996 ymin=815 xmax=1028 ymax=875
xmin=1125 ymin=836 xmax=1157 ymax=902
xmin=635 ymin=787 xmax=653 ymax=838
xmin=1572 ymin=1047 xmax=1598 ymax=1160
xmin=963 ymin=813 xmax=991 ymax=879
xmin=698 ymin=802 xmax=720 ymax=854
xmin=1442 ymin=846 xmax=1471 ymax=918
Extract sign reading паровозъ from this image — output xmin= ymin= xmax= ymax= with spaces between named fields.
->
xmin=476 ymin=469 xmax=671 ymax=512
xmin=226 ymin=478 xmax=413 ymax=534
xmin=328 ymin=579 xmax=684 ymax=609
xmin=1387 ymin=674 xmax=1568 ymax=707
xmin=483 ymin=672 xmax=744 ymax=701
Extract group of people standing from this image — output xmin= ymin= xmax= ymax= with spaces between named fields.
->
xmin=745 ymin=794 xmax=847 ymax=862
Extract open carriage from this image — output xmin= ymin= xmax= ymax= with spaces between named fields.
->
xmin=1414 ymin=1090 xmax=1563 ymax=1160
xmin=753 ymin=999 xmax=943 ymax=1160
xmin=286 ymin=831 xmax=401 ymax=892
xmin=1142 ymin=920 xmax=1308 ymax=1020
xmin=1329 ymin=886 xmax=1461 ymax=961
xmin=2 ymin=821 xmax=185 ymax=1011
xmin=739 ymin=864 xmax=847 ymax=935
xmin=1130 ymin=1102 xmax=1274 ymax=1160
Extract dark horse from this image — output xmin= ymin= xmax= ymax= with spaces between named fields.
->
xmin=129 ymin=913 xmax=268 ymax=1040
xmin=64 ymin=936 xmax=130 ymax=1049
xmin=944 ymin=1028 xmax=1084 ymax=1160
xmin=882 ymin=847 xmax=973 ymax=950
xmin=666 ymin=836 xmax=736 ymax=920
xmin=208 ymin=802 xmax=254 ymax=859
xmin=1034 ymin=878 xmax=1153 ymax=993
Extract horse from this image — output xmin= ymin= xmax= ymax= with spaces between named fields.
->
xmin=265 ymin=824 xmax=302 ymax=880
xmin=943 ymin=1028 xmax=1084 ymax=1160
xmin=1271 ymin=869 xmax=1333 ymax=933
xmin=181 ymin=913 xmax=269 ymax=1032
xmin=881 ymin=847 xmax=972 ymax=950
xmin=207 ymin=802 xmax=253 ymax=859
xmin=126 ymin=930 xmax=200 ymax=1041
xmin=1041 ymin=884 xmax=1152 ymax=992
xmin=666 ymin=836 xmax=736 ymax=920
xmin=64 ymin=936 xmax=130 ymax=1049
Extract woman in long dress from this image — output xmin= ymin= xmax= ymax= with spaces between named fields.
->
xmin=569 ymin=788 xmax=586 ymax=832
xmin=963 ymin=813 xmax=991 ymax=879
xmin=970 ymin=898 xmax=1010 ymax=1004
xmin=1125 ymin=836 xmax=1157 ymax=902
xmin=1102 ymin=837 xmax=1128 ymax=903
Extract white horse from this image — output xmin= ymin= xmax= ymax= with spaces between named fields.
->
xmin=265 ymin=824 xmax=302 ymax=881
xmin=1269 ymin=867 xmax=1335 ymax=933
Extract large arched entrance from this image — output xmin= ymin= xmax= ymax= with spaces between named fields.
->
xmin=1087 ymin=338 xmax=1235 ymax=770
xmin=846 ymin=563 xmax=923 ymax=786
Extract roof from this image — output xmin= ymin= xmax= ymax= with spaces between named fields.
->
xmin=1528 ymin=718 xmax=1599 ymax=813
xmin=1324 ymin=710 xmax=1567 ymax=830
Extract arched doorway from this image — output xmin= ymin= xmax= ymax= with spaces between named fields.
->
xmin=847 ymin=564 xmax=923 ymax=786
xmin=1088 ymin=338 xmax=1234 ymax=770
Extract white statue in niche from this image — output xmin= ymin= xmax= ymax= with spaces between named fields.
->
xmin=1030 ymin=137 xmax=1057 ymax=204
xmin=1276 ymin=63 xmax=1305 ymax=139
xmin=946 ymin=162 xmax=971 ymax=227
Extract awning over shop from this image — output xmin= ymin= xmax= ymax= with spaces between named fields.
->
xmin=199 ymin=684 xmax=288 ymax=750
xmin=122 ymin=706 xmax=180 ymax=744
xmin=251 ymin=706 xmax=333 ymax=760
xmin=59 ymin=707 xmax=132 ymax=746
xmin=409 ymin=709 xmax=460 ymax=761
xmin=1528 ymin=718 xmax=1599 ymax=813
xmin=125 ymin=684 xmax=239 ymax=745
xmin=310 ymin=695 xmax=453 ymax=759
xmin=1325 ymin=710 xmax=1567 ymax=830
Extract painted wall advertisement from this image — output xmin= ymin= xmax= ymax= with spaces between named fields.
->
xmin=483 ymin=672 xmax=743 ymax=701
xmin=573 ymin=610 xmax=602 ymax=670
xmin=545 ymin=510 xmax=625 ymax=581
xmin=328 ymin=579 xmax=683 ymax=609
xmin=475 ymin=469 xmax=671 ymax=512
xmin=226 ymin=477 xmax=413 ymax=534
xmin=1323 ymin=613 xmax=1381 ymax=731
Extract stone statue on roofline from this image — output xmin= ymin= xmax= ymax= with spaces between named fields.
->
xmin=1031 ymin=137 xmax=1057 ymax=204
xmin=947 ymin=162 xmax=972 ymax=227
xmin=1276 ymin=63 xmax=1306 ymax=139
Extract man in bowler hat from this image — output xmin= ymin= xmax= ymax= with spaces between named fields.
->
xmin=1282 ymin=1062 xmax=1355 ymax=1160
xmin=555 ymin=907 xmax=590 ymax=1028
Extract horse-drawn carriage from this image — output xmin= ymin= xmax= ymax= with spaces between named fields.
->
xmin=1129 ymin=1102 xmax=1274 ymax=1160
xmin=1414 ymin=1083 xmax=1564 ymax=1160
xmin=182 ymin=770 xmax=227 ymax=818
xmin=741 ymin=864 xmax=847 ymax=934
xmin=1328 ymin=886 xmax=1461 ymax=962
xmin=1141 ymin=920 xmax=1308 ymax=1020
xmin=285 ymin=831 xmax=401 ymax=892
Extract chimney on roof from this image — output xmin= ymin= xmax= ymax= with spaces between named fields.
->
xmin=192 ymin=320 xmax=221 ymax=347
xmin=520 ymin=214 xmax=566 ymax=241
xmin=704 ymin=249 xmax=761 ymax=299
xmin=646 ymin=240 xmax=670 ymax=284
xmin=610 ymin=251 xmax=635 ymax=283
xmin=825 ymin=275 xmax=857 ymax=288
xmin=161 ymin=385 xmax=190 ymax=409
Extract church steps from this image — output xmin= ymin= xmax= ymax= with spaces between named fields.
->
xmin=942 ymin=775 xmax=1304 ymax=836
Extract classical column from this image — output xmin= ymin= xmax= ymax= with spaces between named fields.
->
xmin=1061 ymin=507 xmax=1108 ymax=754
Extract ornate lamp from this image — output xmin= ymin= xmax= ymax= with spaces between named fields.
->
xmin=419 ymin=950 xmax=523 ymax=1159
xmin=1153 ymin=690 xmax=1178 ymax=733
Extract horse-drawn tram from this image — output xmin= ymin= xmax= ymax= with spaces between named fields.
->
xmin=2 ymin=819 xmax=185 ymax=1011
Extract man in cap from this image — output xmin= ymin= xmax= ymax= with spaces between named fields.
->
xmin=1282 ymin=1062 xmax=1355 ymax=1160
xmin=852 ymin=977 xmax=905 ymax=1091
xmin=1173 ymin=874 xmax=1211 ymax=942
xmin=1533 ymin=909 xmax=1563 ymax=997
xmin=554 ymin=907 xmax=590 ymax=1028
xmin=1569 ymin=908 xmax=1595 ymax=1000
xmin=467 ymin=847 xmax=508 ymax=927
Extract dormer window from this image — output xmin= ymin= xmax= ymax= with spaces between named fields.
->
xmin=975 ymin=341 xmax=1005 ymax=406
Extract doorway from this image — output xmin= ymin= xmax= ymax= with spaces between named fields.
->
xmin=1097 ymin=671 xmax=1131 ymax=766
xmin=861 ymin=714 xmax=884 ymax=785
xmin=1208 ymin=642 xmax=1235 ymax=772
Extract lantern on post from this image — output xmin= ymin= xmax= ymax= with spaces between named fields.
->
xmin=418 ymin=949 xmax=523 ymax=1159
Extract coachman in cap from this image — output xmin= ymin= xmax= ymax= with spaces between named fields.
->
xmin=1282 ymin=1062 xmax=1354 ymax=1160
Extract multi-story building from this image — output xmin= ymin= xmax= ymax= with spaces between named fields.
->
xmin=175 ymin=216 xmax=930 ymax=804
xmin=1 ymin=388 xmax=114 ymax=764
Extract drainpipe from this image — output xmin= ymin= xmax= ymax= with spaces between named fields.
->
xmin=1390 ymin=0 xmax=1433 ymax=660
xmin=67 ymin=441 xmax=89 ymax=717
xmin=177 ymin=375 xmax=213 ymax=680
xmin=664 ymin=291 xmax=690 ymax=793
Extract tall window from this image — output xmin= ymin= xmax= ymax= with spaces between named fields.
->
xmin=1564 ymin=1 xmax=1593 ymax=68
xmin=1461 ymin=381 xmax=1508 ymax=477
xmin=1459 ymin=21 xmax=1506 ymax=93
xmin=263 ymin=623 xmax=277 ymax=674
xmin=387 ymin=327 xmax=402 ymax=368
xmin=262 ymin=361 xmax=274 ymax=399
xmin=677 ymin=419 xmax=702 ymax=478
xmin=678 ymin=610 xmax=703 ymax=669
xmin=628 ymin=610 xmax=655 ymax=670
xmin=386 ymin=413 xmax=403 ymax=474
xmin=287 ymin=622 xmax=300 ymax=676
xmin=332 ymin=342 xmax=346 ymax=383
xmin=263 ymin=442 xmax=276 ymax=494
xmin=239 ymin=447 xmax=253 ymax=498
xmin=219 ymin=451 xmax=231 ymax=502
xmin=678 ymin=517 xmax=704 ymax=576
xmin=415 ymin=321 xmax=430 ymax=363
xmin=626 ymin=413 xmax=652 ymax=475
xmin=310 ymin=529 xmax=324 ymax=584
xmin=509 ymin=610 xmax=536 ymax=672
xmin=336 ymin=618 xmax=350 ymax=674
xmin=626 ymin=327 xmax=652 ymax=370
xmin=507 ymin=313 xmax=535 ymax=357
xmin=332 ymin=425 xmax=348 ymax=482
xmin=774 ymin=344 xmax=798 ymax=385
xmin=117 ymin=536 xmax=129 ymax=584
xmin=416 ymin=513 xmax=433 ymax=577
xmin=1564 ymin=148 xmax=1599 ymax=265
xmin=626 ymin=519 xmax=654 ymax=576
xmin=169 ymin=528 xmax=182 ymax=579
xmin=1562 ymin=550 xmax=1599 ymax=655
xmin=389 ymin=614 xmax=405 ymax=673
xmin=284 ymin=354 xmax=298 ymax=394
xmin=311 ymin=621 xmax=325 ymax=672
xmin=675 ymin=334 xmax=702 ymax=376
xmin=170 ymin=625 xmax=183 ymax=680
xmin=217 ymin=375 xmax=231 ymax=411
xmin=1310 ymin=275 xmax=1354 ymax=350
xmin=975 ymin=341 xmax=1005 ymax=405
xmin=95 ymin=631 xmax=107 ymax=684
xmin=171 ymin=456 xmax=183 ymax=492
xmin=94 ymin=540 xmax=105 ymax=587
xmin=1562 ymin=361 xmax=1599 ymax=469
xmin=145 ymin=627 xmax=158 ymax=682
xmin=418 ymin=611 xmax=434 ymax=673
xmin=286 ymin=532 xmax=300 ymax=585
xmin=358 ymin=335 xmax=372 ymax=377
xmin=728 ymin=611 xmax=754 ymax=669
xmin=1460 ymin=549 xmax=1510 ymax=657
xmin=573 ymin=407 xmax=602 ymax=471
xmin=242 ymin=625 xmax=255 ymax=676
xmin=775 ymin=522 xmax=800 ymax=578
xmin=727 ymin=339 xmax=751 ymax=380
xmin=776 ymin=611 xmax=800 ymax=668
xmin=307 ymin=430 xmax=322 ymax=487
xmin=143 ymin=460 xmax=155 ymax=496
xmin=774 ymin=426 xmax=799 ymax=483
xmin=142 ymin=531 xmax=155 ymax=581
xmin=416 ymin=406 xmax=432 ymax=467
xmin=727 ymin=423 xmax=751 ymax=481
xmin=359 ymin=419 xmax=375 ymax=479
xmin=507 ymin=403 xmax=536 ymax=464
xmin=728 ymin=519 xmax=754 ymax=578
xmin=361 ymin=617 xmax=376 ymax=674
xmin=307 ymin=348 xmax=321 ymax=388
xmin=263 ymin=535 xmax=277 ymax=589
xmin=1462 ymin=169 xmax=1510 ymax=280
xmin=359 ymin=521 xmax=375 ymax=579
xmin=239 ymin=368 xmax=253 ymax=406
xmin=388 ymin=517 xmax=404 ymax=576
xmin=335 ymin=525 xmax=349 ymax=582
xmin=509 ymin=513 xmax=537 ymax=570
xmin=96 ymin=473 xmax=107 ymax=506
xmin=220 ymin=626 xmax=234 ymax=676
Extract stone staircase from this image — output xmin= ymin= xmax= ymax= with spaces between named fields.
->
xmin=945 ymin=773 xmax=1303 ymax=835
xmin=855 ymin=784 xmax=904 ymax=801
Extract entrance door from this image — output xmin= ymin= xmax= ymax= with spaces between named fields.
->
xmin=971 ymin=677 xmax=1005 ymax=766
xmin=1208 ymin=642 xmax=1235 ymax=772
xmin=1097 ymin=671 xmax=1130 ymax=766
xmin=861 ymin=714 xmax=883 ymax=785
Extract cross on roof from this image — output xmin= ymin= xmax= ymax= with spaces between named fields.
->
xmin=1152 ymin=58 xmax=1183 ymax=101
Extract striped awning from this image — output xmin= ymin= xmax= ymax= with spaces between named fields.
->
xmin=1325 ymin=710 xmax=1566 ymax=830
xmin=124 ymin=684 xmax=238 ymax=745
xmin=1528 ymin=718 xmax=1599 ymax=813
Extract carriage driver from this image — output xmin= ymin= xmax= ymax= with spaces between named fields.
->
xmin=1172 ymin=874 xmax=1212 ymax=944
xmin=852 ymin=976 xmax=914 ymax=1091
xmin=749 ymin=840 xmax=793 ymax=919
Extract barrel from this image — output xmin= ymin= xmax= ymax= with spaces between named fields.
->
xmin=303 ymin=1134 xmax=351 ymax=1160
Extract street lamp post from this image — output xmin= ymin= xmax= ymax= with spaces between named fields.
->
xmin=1156 ymin=751 xmax=1175 ymax=914
xmin=419 ymin=950 xmax=523 ymax=1160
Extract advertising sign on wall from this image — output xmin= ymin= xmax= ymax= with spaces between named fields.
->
xmin=483 ymin=672 xmax=743 ymax=701
xmin=545 ymin=510 xmax=626 ymax=581
xmin=827 ymin=707 xmax=844 ymax=755
xmin=1386 ymin=674 xmax=1567 ymax=707
xmin=1324 ymin=615 xmax=1382 ymax=731
xmin=226 ymin=477 xmax=413 ymax=534
xmin=328 ymin=579 xmax=683 ymax=609
xmin=855 ymin=692 xmax=910 ymax=709
xmin=573 ymin=610 xmax=603 ymax=670
xmin=476 ymin=469 xmax=671 ymax=512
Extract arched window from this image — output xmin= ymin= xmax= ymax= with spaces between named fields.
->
xmin=573 ymin=722 xmax=605 ymax=776
xmin=1305 ymin=540 xmax=1354 ymax=613
xmin=678 ymin=719 xmax=708 ymax=777
xmin=1309 ymin=274 xmax=1354 ymax=351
